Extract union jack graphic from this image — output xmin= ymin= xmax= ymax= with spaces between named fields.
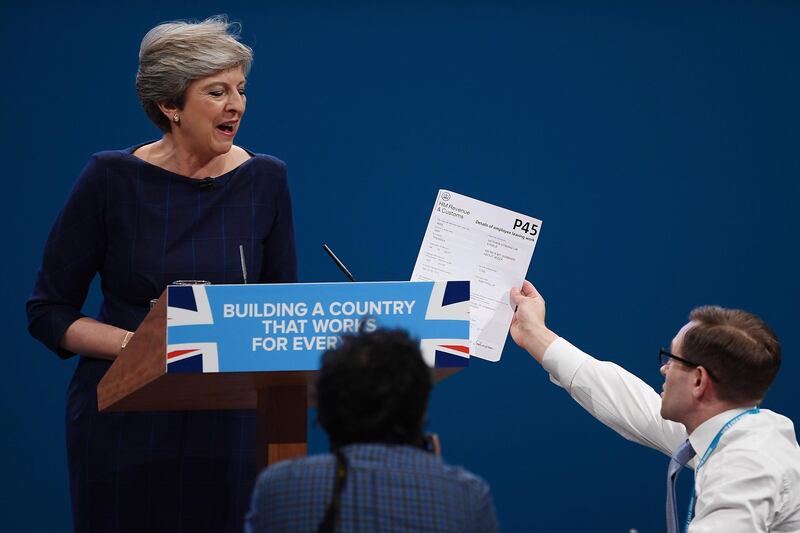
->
xmin=166 ymin=285 xmax=218 ymax=373
xmin=166 ymin=343 xmax=219 ymax=373
xmin=167 ymin=285 xmax=214 ymax=326
xmin=421 ymin=280 xmax=470 ymax=367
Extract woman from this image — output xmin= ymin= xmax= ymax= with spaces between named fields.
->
xmin=26 ymin=16 xmax=296 ymax=533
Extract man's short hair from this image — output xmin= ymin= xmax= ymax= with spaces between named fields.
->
xmin=685 ymin=306 xmax=781 ymax=404
xmin=315 ymin=328 xmax=432 ymax=449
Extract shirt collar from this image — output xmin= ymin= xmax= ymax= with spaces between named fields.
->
xmin=688 ymin=407 xmax=753 ymax=458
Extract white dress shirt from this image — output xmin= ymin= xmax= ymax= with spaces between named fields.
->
xmin=543 ymin=337 xmax=800 ymax=533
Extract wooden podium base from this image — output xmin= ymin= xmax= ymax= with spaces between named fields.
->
xmin=257 ymin=384 xmax=308 ymax=469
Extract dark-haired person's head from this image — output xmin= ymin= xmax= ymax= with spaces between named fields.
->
xmin=661 ymin=305 xmax=781 ymax=423
xmin=315 ymin=329 xmax=432 ymax=449
xmin=683 ymin=305 xmax=781 ymax=404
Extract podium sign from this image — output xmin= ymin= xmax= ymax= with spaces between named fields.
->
xmin=166 ymin=280 xmax=470 ymax=373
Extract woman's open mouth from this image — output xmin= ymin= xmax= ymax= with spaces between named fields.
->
xmin=216 ymin=122 xmax=237 ymax=136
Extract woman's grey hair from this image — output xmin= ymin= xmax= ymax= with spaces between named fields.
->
xmin=136 ymin=15 xmax=253 ymax=132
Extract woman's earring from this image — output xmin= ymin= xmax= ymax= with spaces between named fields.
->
xmin=173 ymin=114 xmax=180 ymax=124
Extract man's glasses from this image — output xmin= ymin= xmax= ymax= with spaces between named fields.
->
xmin=659 ymin=348 xmax=717 ymax=381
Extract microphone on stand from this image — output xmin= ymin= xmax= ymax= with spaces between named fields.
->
xmin=322 ymin=244 xmax=356 ymax=282
xmin=239 ymin=244 xmax=248 ymax=284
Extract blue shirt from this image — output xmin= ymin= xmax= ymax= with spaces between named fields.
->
xmin=246 ymin=444 xmax=500 ymax=533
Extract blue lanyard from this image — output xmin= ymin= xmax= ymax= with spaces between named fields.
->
xmin=683 ymin=407 xmax=760 ymax=532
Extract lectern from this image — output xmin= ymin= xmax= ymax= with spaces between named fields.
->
xmin=97 ymin=281 xmax=470 ymax=470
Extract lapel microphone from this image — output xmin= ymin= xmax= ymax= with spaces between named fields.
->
xmin=199 ymin=177 xmax=215 ymax=190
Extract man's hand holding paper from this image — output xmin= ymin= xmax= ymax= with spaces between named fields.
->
xmin=411 ymin=190 xmax=543 ymax=361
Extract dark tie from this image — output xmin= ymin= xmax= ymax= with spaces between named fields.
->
xmin=666 ymin=439 xmax=696 ymax=533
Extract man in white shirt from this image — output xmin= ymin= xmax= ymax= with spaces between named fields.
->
xmin=509 ymin=281 xmax=800 ymax=533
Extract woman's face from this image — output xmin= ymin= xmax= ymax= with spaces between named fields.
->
xmin=175 ymin=66 xmax=246 ymax=157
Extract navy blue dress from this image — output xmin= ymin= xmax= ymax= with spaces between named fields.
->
xmin=27 ymin=145 xmax=297 ymax=533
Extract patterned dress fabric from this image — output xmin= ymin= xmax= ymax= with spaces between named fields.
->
xmin=27 ymin=145 xmax=297 ymax=533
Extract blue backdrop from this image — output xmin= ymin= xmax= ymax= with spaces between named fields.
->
xmin=3 ymin=2 xmax=798 ymax=531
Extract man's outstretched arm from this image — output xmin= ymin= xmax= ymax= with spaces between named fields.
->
xmin=509 ymin=280 xmax=686 ymax=456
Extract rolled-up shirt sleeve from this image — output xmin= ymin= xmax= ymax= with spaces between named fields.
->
xmin=26 ymin=156 xmax=106 ymax=358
